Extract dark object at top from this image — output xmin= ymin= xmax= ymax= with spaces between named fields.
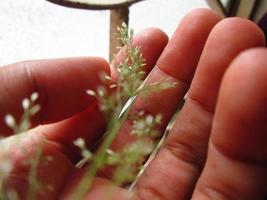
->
xmin=46 ymin=0 xmax=143 ymax=10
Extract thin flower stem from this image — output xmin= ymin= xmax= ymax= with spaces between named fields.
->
xmin=26 ymin=145 xmax=42 ymax=200
xmin=69 ymin=107 xmax=131 ymax=200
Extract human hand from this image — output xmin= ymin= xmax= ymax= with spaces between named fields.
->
xmin=0 ymin=8 xmax=267 ymax=200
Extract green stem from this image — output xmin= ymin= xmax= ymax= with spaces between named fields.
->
xmin=26 ymin=145 xmax=42 ymax=200
xmin=69 ymin=108 xmax=130 ymax=200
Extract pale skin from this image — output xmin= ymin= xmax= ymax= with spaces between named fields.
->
xmin=0 ymin=8 xmax=267 ymax=200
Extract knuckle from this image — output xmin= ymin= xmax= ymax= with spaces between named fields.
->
xmin=164 ymin=140 xmax=203 ymax=171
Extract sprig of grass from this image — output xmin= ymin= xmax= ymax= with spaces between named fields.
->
xmin=26 ymin=145 xmax=43 ymax=200
xmin=5 ymin=92 xmax=40 ymax=135
xmin=1 ymin=23 xmax=177 ymax=200
xmin=71 ymin=23 xmax=177 ymax=199
xmin=1 ymin=92 xmax=41 ymax=200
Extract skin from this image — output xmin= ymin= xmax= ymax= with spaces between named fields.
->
xmin=0 ymin=8 xmax=267 ymax=200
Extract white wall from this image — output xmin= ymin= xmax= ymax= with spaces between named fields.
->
xmin=0 ymin=0 xmax=208 ymax=66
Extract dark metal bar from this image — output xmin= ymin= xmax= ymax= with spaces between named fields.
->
xmin=46 ymin=0 xmax=143 ymax=10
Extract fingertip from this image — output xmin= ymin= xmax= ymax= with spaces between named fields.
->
xmin=231 ymin=47 xmax=267 ymax=69
xmin=185 ymin=8 xmax=222 ymax=22
xmin=88 ymin=56 xmax=110 ymax=74
xmin=213 ymin=47 xmax=267 ymax=161
xmin=212 ymin=17 xmax=265 ymax=46
xmin=111 ymin=27 xmax=168 ymax=80
xmin=156 ymin=8 xmax=221 ymax=81
xmin=70 ymin=56 xmax=110 ymax=78
xmin=134 ymin=27 xmax=169 ymax=73
xmin=178 ymin=8 xmax=222 ymax=33
xmin=219 ymin=47 xmax=267 ymax=115
xmin=133 ymin=27 xmax=169 ymax=44
xmin=137 ymin=28 xmax=169 ymax=47
xmin=222 ymin=47 xmax=267 ymax=101
xmin=187 ymin=17 xmax=265 ymax=113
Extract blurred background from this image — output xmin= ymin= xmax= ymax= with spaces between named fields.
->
xmin=0 ymin=0 xmax=266 ymax=66
xmin=0 ymin=0 xmax=209 ymax=65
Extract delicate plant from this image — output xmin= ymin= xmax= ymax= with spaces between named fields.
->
xmin=1 ymin=92 xmax=42 ymax=200
xmin=5 ymin=92 xmax=40 ymax=135
xmin=0 ymin=23 xmax=177 ymax=200
xmin=70 ymin=23 xmax=177 ymax=199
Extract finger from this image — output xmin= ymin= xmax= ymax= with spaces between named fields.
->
xmin=60 ymin=173 xmax=139 ymax=200
xmin=0 ymin=57 xmax=109 ymax=135
xmin=41 ymin=103 xmax=105 ymax=161
xmin=39 ymin=28 xmax=169 ymax=162
xmin=136 ymin=18 xmax=265 ymax=200
xmin=192 ymin=48 xmax=267 ymax=200
xmin=0 ymin=132 xmax=74 ymax=199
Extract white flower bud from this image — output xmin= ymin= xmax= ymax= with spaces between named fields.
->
xmin=122 ymin=22 xmax=127 ymax=28
xmin=109 ymin=84 xmax=117 ymax=89
xmin=5 ymin=114 xmax=16 ymax=128
xmin=86 ymin=90 xmax=96 ymax=96
xmin=104 ymin=75 xmax=111 ymax=81
xmin=97 ymin=87 xmax=105 ymax=97
xmin=106 ymin=149 xmax=115 ymax=155
xmin=82 ymin=150 xmax=92 ymax=160
xmin=22 ymin=98 xmax=30 ymax=110
xmin=73 ymin=138 xmax=85 ymax=148
xmin=146 ymin=115 xmax=154 ymax=125
xmin=31 ymin=92 xmax=39 ymax=102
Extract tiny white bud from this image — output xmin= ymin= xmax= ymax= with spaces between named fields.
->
xmin=146 ymin=115 xmax=154 ymax=125
xmin=106 ymin=149 xmax=115 ymax=155
xmin=109 ymin=84 xmax=117 ymax=89
xmin=155 ymin=114 xmax=162 ymax=124
xmin=5 ymin=114 xmax=16 ymax=128
xmin=73 ymin=138 xmax=85 ymax=148
xmin=86 ymin=90 xmax=96 ymax=96
xmin=184 ymin=92 xmax=188 ymax=100
xmin=82 ymin=150 xmax=93 ymax=160
xmin=104 ymin=75 xmax=111 ymax=81
xmin=122 ymin=22 xmax=127 ymax=28
xmin=135 ymin=120 xmax=145 ymax=130
xmin=30 ymin=92 xmax=39 ymax=102
xmin=138 ymin=111 xmax=145 ymax=116
xmin=97 ymin=87 xmax=105 ymax=97
xmin=22 ymin=98 xmax=30 ymax=110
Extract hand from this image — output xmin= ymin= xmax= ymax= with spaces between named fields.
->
xmin=0 ymin=8 xmax=267 ymax=200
